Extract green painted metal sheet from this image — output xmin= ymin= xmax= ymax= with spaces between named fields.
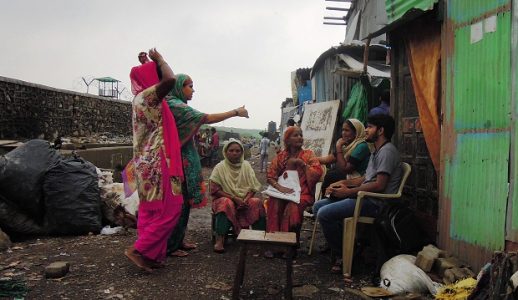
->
xmin=453 ymin=12 xmax=511 ymax=131
xmin=509 ymin=0 xmax=518 ymax=237
xmin=385 ymin=0 xmax=438 ymax=24
xmin=445 ymin=133 xmax=508 ymax=250
xmin=443 ymin=2 xmax=511 ymax=251
xmin=448 ymin=0 xmax=509 ymax=24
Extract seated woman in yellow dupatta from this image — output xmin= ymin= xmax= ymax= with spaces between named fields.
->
xmin=210 ymin=139 xmax=266 ymax=253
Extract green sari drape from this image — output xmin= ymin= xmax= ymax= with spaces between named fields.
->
xmin=165 ymin=74 xmax=207 ymax=207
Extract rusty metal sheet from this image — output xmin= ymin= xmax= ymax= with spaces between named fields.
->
xmin=385 ymin=0 xmax=438 ymax=24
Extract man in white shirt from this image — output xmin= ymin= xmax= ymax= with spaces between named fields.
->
xmin=259 ymin=133 xmax=270 ymax=173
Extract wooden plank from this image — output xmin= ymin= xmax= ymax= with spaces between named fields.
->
xmin=237 ymin=229 xmax=297 ymax=246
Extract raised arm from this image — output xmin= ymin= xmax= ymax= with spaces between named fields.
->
xmin=205 ymin=106 xmax=249 ymax=124
xmin=148 ymin=48 xmax=175 ymax=100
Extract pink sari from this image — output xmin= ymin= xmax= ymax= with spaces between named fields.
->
xmin=130 ymin=62 xmax=183 ymax=262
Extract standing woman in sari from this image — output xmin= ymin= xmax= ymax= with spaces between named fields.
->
xmin=166 ymin=74 xmax=249 ymax=257
xmin=266 ymin=126 xmax=323 ymax=245
xmin=125 ymin=49 xmax=183 ymax=272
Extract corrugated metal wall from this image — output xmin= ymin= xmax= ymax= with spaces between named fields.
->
xmin=313 ymin=56 xmax=359 ymax=104
xmin=385 ymin=0 xmax=438 ymax=24
xmin=441 ymin=0 xmax=511 ymax=269
xmin=507 ymin=0 xmax=518 ymax=242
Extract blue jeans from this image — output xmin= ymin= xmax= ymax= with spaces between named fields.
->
xmin=316 ymin=197 xmax=380 ymax=255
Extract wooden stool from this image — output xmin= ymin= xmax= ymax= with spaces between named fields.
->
xmin=232 ymin=229 xmax=297 ymax=300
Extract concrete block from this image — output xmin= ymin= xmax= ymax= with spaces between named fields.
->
xmin=443 ymin=268 xmax=456 ymax=284
xmin=451 ymin=267 xmax=469 ymax=281
xmin=45 ymin=261 xmax=70 ymax=278
xmin=415 ymin=244 xmax=445 ymax=272
xmin=415 ymin=252 xmax=436 ymax=272
xmin=435 ymin=256 xmax=469 ymax=276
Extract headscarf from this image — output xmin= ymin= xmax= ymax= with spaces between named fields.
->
xmin=283 ymin=126 xmax=299 ymax=149
xmin=129 ymin=62 xmax=159 ymax=95
xmin=168 ymin=73 xmax=191 ymax=103
xmin=342 ymin=118 xmax=367 ymax=159
xmin=210 ymin=139 xmax=261 ymax=198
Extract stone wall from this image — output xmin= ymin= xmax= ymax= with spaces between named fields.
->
xmin=0 ymin=76 xmax=131 ymax=140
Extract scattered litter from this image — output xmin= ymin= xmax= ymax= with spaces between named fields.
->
xmin=361 ymin=287 xmax=393 ymax=297
xmin=328 ymin=287 xmax=343 ymax=293
xmin=101 ymin=226 xmax=123 ymax=235
xmin=293 ymin=284 xmax=319 ymax=298
xmin=435 ymin=277 xmax=477 ymax=299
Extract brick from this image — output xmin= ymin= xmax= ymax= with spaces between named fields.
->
xmin=415 ymin=244 xmax=444 ymax=272
xmin=443 ymin=269 xmax=456 ymax=284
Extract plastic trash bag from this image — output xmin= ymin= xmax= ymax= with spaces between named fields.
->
xmin=0 ymin=140 xmax=61 ymax=222
xmin=0 ymin=195 xmax=45 ymax=236
xmin=380 ymin=254 xmax=440 ymax=296
xmin=44 ymin=157 xmax=102 ymax=235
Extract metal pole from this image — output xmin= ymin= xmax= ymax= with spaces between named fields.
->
xmin=324 ymin=16 xmax=345 ymax=20
xmin=326 ymin=7 xmax=349 ymax=11
xmin=323 ymin=22 xmax=347 ymax=25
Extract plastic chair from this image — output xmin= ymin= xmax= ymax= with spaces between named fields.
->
xmin=307 ymin=165 xmax=327 ymax=255
xmin=341 ymin=162 xmax=412 ymax=278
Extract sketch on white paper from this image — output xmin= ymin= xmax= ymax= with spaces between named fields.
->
xmin=300 ymin=100 xmax=340 ymax=157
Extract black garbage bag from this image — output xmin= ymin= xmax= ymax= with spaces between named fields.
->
xmin=0 ymin=195 xmax=46 ymax=236
xmin=44 ymin=156 xmax=102 ymax=235
xmin=0 ymin=140 xmax=61 ymax=223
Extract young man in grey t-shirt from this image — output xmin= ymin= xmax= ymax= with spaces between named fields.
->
xmin=315 ymin=114 xmax=401 ymax=273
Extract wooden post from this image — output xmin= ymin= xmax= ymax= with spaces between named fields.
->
xmin=232 ymin=244 xmax=248 ymax=300
xmin=363 ymin=38 xmax=372 ymax=74
xmin=285 ymin=246 xmax=294 ymax=300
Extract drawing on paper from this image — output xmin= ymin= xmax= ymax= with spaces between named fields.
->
xmin=300 ymin=100 xmax=340 ymax=157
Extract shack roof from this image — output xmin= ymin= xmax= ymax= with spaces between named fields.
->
xmin=310 ymin=43 xmax=389 ymax=78
xmin=95 ymin=77 xmax=120 ymax=83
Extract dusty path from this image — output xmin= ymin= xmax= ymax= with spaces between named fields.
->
xmin=0 ymin=149 xmax=374 ymax=299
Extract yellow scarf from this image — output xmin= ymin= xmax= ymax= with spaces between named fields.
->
xmin=341 ymin=118 xmax=370 ymax=179
xmin=209 ymin=139 xmax=261 ymax=198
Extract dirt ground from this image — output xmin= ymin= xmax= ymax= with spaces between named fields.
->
xmin=0 ymin=149 xmax=379 ymax=300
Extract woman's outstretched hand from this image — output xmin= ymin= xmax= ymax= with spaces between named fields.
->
xmin=235 ymin=106 xmax=249 ymax=118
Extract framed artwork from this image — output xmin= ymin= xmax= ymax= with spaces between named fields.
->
xmin=299 ymin=100 xmax=340 ymax=157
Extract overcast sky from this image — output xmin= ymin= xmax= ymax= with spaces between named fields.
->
xmin=0 ymin=1 xmax=347 ymax=130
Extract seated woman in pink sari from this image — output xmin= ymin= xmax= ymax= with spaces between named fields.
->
xmin=125 ymin=49 xmax=183 ymax=272
xmin=210 ymin=139 xmax=265 ymax=253
xmin=266 ymin=126 xmax=323 ymax=248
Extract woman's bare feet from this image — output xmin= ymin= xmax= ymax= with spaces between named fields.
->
xmin=181 ymin=241 xmax=197 ymax=250
xmin=124 ymin=246 xmax=153 ymax=272
xmin=213 ymin=235 xmax=225 ymax=253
